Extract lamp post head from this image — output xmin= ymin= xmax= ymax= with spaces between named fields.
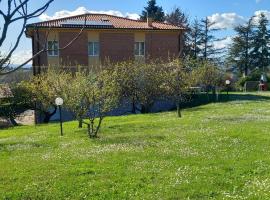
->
xmin=55 ymin=97 xmax=64 ymax=106
xmin=225 ymin=80 xmax=231 ymax=85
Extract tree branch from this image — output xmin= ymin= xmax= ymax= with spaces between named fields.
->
xmin=0 ymin=17 xmax=27 ymax=67
xmin=11 ymin=0 xmax=53 ymax=22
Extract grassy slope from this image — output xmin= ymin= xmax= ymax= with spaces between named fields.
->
xmin=1 ymin=93 xmax=270 ymax=199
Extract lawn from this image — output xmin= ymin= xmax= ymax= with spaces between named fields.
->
xmin=1 ymin=93 xmax=270 ymax=199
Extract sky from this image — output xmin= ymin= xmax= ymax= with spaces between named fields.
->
xmin=1 ymin=0 xmax=270 ymax=64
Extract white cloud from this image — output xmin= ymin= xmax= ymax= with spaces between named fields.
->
xmin=208 ymin=13 xmax=246 ymax=29
xmin=10 ymin=50 xmax=32 ymax=65
xmin=253 ymin=10 xmax=270 ymax=23
xmin=39 ymin=7 xmax=140 ymax=21
xmin=213 ymin=37 xmax=233 ymax=49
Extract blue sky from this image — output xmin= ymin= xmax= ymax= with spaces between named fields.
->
xmin=1 ymin=0 xmax=270 ymax=64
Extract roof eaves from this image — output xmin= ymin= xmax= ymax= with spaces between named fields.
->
xmin=26 ymin=25 xmax=183 ymax=31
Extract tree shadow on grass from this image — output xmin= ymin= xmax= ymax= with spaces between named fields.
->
xmin=93 ymin=134 xmax=166 ymax=147
xmin=220 ymin=93 xmax=270 ymax=102
xmin=181 ymin=93 xmax=270 ymax=110
xmin=0 ymin=141 xmax=47 ymax=152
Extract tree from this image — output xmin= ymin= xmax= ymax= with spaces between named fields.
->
xmin=187 ymin=19 xmax=202 ymax=59
xmin=228 ymin=17 xmax=254 ymax=76
xmin=0 ymin=0 xmax=53 ymax=74
xmin=0 ymin=0 xmax=86 ymax=75
xmin=192 ymin=61 xmax=223 ymax=101
xmin=0 ymin=82 xmax=33 ymax=126
xmin=199 ymin=17 xmax=223 ymax=60
xmin=61 ymin=71 xmax=88 ymax=128
xmin=166 ymin=7 xmax=190 ymax=57
xmin=136 ymin=62 xmax=164 ymax=113
xmin=161 ymin=59 xmax=191 ymax=118
xmin=22 ymin=68 xmax=71 ymax=123
xmin=166 ymin=7 xmax=188 ymax=27
xmin=86 ymin=70 xmax=119 ymax=137
xmin=140 ymin=0 xmax=165 ymax=22
xmin=112 ymin=61 xmax=164 ymax=114
xmin=63 ymin=70 xmax=120 ymax=138
xmin=251 ymin=13 xmax=270 ymax=71
xmin=113 ymin=62 xmax=141 ymax=114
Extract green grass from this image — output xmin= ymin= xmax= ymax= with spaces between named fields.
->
xmin=1 ymin=93 xmax=270 ymax=199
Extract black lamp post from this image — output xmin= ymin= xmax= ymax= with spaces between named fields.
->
xmin=55 ymin=97 xmax=64 ymax=136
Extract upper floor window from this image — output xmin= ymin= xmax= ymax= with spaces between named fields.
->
xmin=135 ymin=42 xmax=145 ymax=56
xmin=47 ymin=41 xmax=59 ymax=56
xmin=88 ymin=42 xmax=100 ymax=56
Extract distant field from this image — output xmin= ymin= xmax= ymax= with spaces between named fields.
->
xmin=1 ymin=93 xmax=270 ymax=199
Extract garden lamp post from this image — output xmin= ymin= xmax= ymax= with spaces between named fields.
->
xmin=55 ymin=97 xmax=64 ymax=136
xmin=225 ymin=80 xmax=231 ymax=98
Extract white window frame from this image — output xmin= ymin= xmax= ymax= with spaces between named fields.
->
xmin=88 ymin=42 xmax=100 ymax=56
xmin=47 ymin=41 xmax=59 ymax=57
xmin=134 ymin=41 xmax=145 ymax=56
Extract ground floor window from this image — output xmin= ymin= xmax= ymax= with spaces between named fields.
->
xmin=47 ymin=41 xmax=59 ymax=56
xmin=88 ymin=42 xmax=100 ymax=56
xmin=135 ymin=42 xmax=145 ymax=56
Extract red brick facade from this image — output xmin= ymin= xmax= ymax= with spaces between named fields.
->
xmin=32 ymin=31 xmax=48 ymax=74
xmin=59 ymin=32 xmax=88 ymax=66
xmin=32 ymin=31 xmax=182 ymax=68
xmin=145 ymin=32 xmax=180 ymax=61
xmin=100 ymin=32 xmax=134 ymax=63
xmin=27 ymin=14 xmax=185 ymax=70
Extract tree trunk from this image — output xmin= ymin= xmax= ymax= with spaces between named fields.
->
xmin=43 ymin=106 xmax=57 ymax=123
xmin=141 ymin=104 xmax=146 ymax=114
xmin=244 ymin=66 xmax=248 ymax=77
xmin=212 ymin=86 xmax=216 ymax=102
xmin=131 ymin=99 xmax=136 ymax=114
xmin=141 ymin=102 xmax=153 ymax=114
xmin=78 ymin=118 xmax=83 ymax=128
xmin=9 ymin=117 xmax=19 ymax=126
xmin=93 ymin=117 xmax=103 ymax=138
xmin=206 ymin=91 xmax=210 ymax=102
xmin=177 ymin=103 xmax=182 ymax=118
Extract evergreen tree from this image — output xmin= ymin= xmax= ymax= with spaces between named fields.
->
xmin=166 ymin=7 xmax=190 ymax=57
xmin=187 ymin=18 xmax=202 ymax=59
xmin=165 ymin=7 xmax=188 ymax=27
xmin=251 ymin=13 xmax=270 ymax=71
xmin=228 ymin=17 xmax=254 ymax=76
xmin=140 ymin=0 xmax=165 ymax=22
xmin=199 ymin=17 xmax=223 ymax=60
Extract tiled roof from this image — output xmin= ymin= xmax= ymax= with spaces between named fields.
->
xmin=27 ymin=14 xmax=184 ymax=30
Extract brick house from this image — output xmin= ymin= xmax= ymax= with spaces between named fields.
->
xmin=25 ymin=14 xmax=184 ymax=74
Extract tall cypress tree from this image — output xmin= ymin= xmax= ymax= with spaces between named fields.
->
xmin=140 ymin=0 xmax=165 ymax=22
xmin=251 ymin=13 xmax=270 ymax=71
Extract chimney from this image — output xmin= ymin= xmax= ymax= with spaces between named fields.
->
xmin=147 ymin=17 xmax=153 ymax=27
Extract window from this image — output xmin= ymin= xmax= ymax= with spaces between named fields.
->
xmin=134 ymin=42 xmax=145 ymax=56
xmin=47 ymin=41 xmax=59 ymax=56
xmin=88 ymin=42 xmax=100 ymax=56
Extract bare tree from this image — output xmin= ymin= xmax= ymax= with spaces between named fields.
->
xmin=0 ymin=0 xmax=53 ymax=73
xmin=0 ymin=0 xmax=86 ymax=75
